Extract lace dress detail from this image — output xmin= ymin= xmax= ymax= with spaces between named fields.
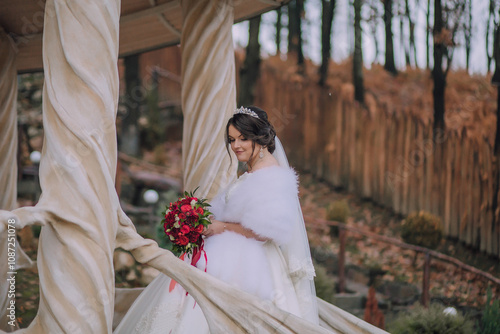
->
xmin=288 ymin=256 xmax=316 ymax=281
xmin=133 ymin=301 xmax=181 ymax=334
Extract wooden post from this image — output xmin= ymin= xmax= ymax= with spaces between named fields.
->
xmin=339 ymin=227 xmax=346 ymax=293
xmin=422 ymin=252 xmax=431 ymax=307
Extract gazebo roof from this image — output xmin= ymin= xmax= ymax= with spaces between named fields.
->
xmin=0 ymin=0 xmax=287 ymax=73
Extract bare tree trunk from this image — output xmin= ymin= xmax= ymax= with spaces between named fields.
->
xmin=406 ymin=0 xmax=418 ymax=68
xmin=121 ymin=54 xmax=142 ymax=156
xmin=238 ymin=15 xmax=262 ymax=107
xmin=353 ymin=0 xmax=364 ymax=104
xmin=276 ymin=7 xmax=282 ymax=55
xmin=464 ymin=0 xmax=472 ymax=72
xmin=496 ymin=85 xmax=500 ymax=156
xmin=319 ymin=0 xmax=336 ymax=86
xmin=433 ymin=0 xmax=446 ymax=133
xmin=487 ymin=0 xmax=495 ymax=73
xmin=288 ymin=1 xmax=298 ymax=53
xmin=367 ymin=3 xmax=380 ymax=64
xmin=383 ymin=0 xmax=397 ymax=75
xmin=494 ymin=21 xmax=500 ymax=228
xmin=373 ymin=27 xmax=380 ymax=64
xmin=288 ymin=0 xmax=304 ymax=67
xmin=400 ymin=1 xmax=410 ymax=68
xmin=493 ymin=23 xmax=500 ymax=156
xmin=426 ymin=0 xmax=431 ymax=69
xmin=297 ymin=0 xmax=305 ymax=68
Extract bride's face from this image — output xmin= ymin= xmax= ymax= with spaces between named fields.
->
xmin=228 ymin=125 xmax=258 ymax=163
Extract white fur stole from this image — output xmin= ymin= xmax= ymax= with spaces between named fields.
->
xmin=209 ymin=166 xmax=298 ymax=245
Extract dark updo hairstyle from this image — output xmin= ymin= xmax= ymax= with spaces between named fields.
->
xmin=225 ymin=106 xmax=277 ymax=165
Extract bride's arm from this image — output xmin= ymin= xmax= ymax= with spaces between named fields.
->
xmin=203 ymin=219 xmax=269 ymax=242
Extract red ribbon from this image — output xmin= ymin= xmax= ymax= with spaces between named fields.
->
xmin=191 ymin=244 xmax=207 ymax=309
xmin=168 ymin=244 xmax=208 ymax=293
xmin=168 ymin=253 xmax=185 ymax=292
xmin=191 ymin=239 xmax=205 ymax=268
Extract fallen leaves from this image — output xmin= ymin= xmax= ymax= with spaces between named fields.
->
xmin=300 ymin=172 xmax=500 ymax=309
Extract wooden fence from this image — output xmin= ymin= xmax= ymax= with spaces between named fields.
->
xmin=255 ymin=63 xmax=500 ymax=258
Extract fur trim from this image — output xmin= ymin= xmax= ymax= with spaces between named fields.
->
xmin=211 ymin=166 xmax=298 ymax=245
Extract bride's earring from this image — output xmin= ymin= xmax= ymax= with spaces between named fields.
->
xmin=259 ymin=146 xmax=264 ymax=159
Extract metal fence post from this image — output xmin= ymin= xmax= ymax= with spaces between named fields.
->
xmin=339 ymin=227 xmax=346 ymax=293
xmin=422 ymin=252 xmax=431 ymax=307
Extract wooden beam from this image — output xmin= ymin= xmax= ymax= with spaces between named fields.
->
xmin=147 ymin=1 xmax=180 ymax=41
xmin=120 ymin=1 xmax=180 ymax=24
xmin=157 ymin=13 xmax=181 ymax=37
xmin=259 ymin=0 xmax=284 ymax=6
xmin=14 ymin=33 xmax=43 ymax=72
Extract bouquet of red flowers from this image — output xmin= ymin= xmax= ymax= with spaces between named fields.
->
xmin=162 ymin=187 xmax=212 ymax=266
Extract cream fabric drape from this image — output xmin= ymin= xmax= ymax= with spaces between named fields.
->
xmin=0 ymin=29 xmax=17 ymax=213
xmin=0 ymin=28 xmax=35 ymax=332
xmin=0 ymin=28 xmax=20 ymax=333
xmin=180 ymin=0 xmax=237 ymax=200
xmin=1 ymin=0 xmax=123 ymax=332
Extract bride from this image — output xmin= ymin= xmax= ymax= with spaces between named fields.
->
xmin=114 ymin=106 xmax=318 ymax=333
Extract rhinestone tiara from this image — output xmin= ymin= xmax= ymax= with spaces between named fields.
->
xmin=234 ymin=106 xmax=259 ymax=119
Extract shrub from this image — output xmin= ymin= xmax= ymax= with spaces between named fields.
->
xmin=388 ymin=303 xmax=474 ymax=334
xmin=326 ymin=200 xmax=350 ymax=237
xmin=314 ymin=263 xmax=336 ymax=303
xmin=477 ymin=287 xmax=500 ymax=334
xmin=326 ymin=200 xmax=350 ymax=222
xmin=401 ymin=211 xmax=442 ymax=249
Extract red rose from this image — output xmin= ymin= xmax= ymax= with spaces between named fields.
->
xmin=180 ymin=225 xmax=190 ymax=235
xmin=196 ymin=207 xmax=204 ymax=215
xmin=179 ymin=213 xmax=186 ymax=220
xmin=165 ymin=212 xmax=175 ymax=223
xmin=177 ymin=235 xmax=189 ymax=246
xmin=188 ymin=233 xmax=199 ymax=243
xmin=194 ymin=224 xmax=204 ymax=233
xmin=181 ymin=205 xmax=192 ymax=213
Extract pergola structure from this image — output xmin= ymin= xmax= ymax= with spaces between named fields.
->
xmin=0 ymin=1 xmax=387 ymax=333
xmin=1 ymin=0 xmax=285 ymax=73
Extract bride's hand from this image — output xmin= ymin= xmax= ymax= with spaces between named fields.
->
xmin=202 ymin=219 xmax=226 ymax=237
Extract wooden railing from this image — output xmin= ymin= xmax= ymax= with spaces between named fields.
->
xmin=305 ymin=215 xmax=500 ymax=307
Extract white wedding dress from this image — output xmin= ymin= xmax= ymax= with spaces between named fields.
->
xmin=114 ymin=141 xmax=318 ymax=334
